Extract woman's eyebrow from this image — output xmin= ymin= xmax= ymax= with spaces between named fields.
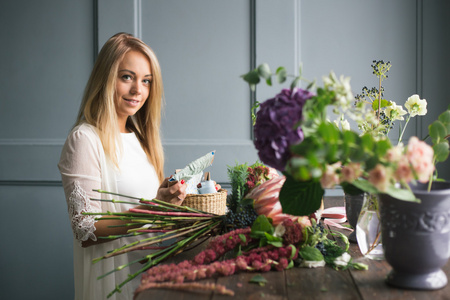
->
xmin=119 ymin=69 xmax=152 ymax=77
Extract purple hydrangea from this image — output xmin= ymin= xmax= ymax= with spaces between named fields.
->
xmin=253 ymin=88 xmax=313 ymax=171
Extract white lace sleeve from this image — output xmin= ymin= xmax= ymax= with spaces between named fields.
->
xmin=67 ymin=181 xmax=101 ymax=244
xmin=58 ymin=125 xmax=104 ymax=246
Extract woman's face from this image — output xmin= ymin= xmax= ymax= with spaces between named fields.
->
xmin=115 ymin=50 xmax=152 ymax=129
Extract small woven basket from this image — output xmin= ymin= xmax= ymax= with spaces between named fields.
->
xmin=183 ymin=189 xmax=228 ymax=215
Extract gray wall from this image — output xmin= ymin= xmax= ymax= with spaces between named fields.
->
xmin=0 ymin=1 xmax=449 ymax=299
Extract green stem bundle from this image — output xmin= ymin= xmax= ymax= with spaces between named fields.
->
xmin=83 ymin=190 xmax=225 ymax=298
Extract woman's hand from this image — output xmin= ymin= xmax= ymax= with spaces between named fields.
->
xmin=156 ymin=177 xmax=187 ymax=205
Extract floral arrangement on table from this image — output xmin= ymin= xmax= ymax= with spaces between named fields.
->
xmin=87 ymin=161 xmax=367 ymax=298
xmin=241 ymin=61 xmax=450 ymax=218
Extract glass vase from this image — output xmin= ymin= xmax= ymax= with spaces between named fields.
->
xmin=356 ymin=193 xmax=384 ymax=260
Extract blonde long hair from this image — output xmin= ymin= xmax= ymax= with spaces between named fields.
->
xmin=75 ymin=32 xmax=165 ymax=183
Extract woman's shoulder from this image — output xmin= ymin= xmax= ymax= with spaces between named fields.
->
xmin=65 ymin=123 xmax=101 ymax=148
xmin=69 ymin=123 xmax=99 ymax=139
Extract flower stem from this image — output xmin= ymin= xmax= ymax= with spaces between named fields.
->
xmin=398 ymin=115 xmax=411 ymax=144
xmin=93 ymin=189 xmax=208 ymax=214
xmin=96 ymin=220 xmax=218 ymax=261
xmin=104 ymin=221 xmax=222 ymax=298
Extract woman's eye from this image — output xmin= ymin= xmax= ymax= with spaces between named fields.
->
xmin=143 ymin=79 xmax=151 ymax=85
xmin=122 ymin=74 xmax=132 ymax=80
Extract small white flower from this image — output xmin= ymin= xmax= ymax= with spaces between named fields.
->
xmin=300 ymin=259 xmax=326 ymax=268
xmin=341 ymin=119 xmax=350 ymax=131
xmin=385 ymin=102 xmax=407 ymax=121
xmin=323 ymin=72 xmax=354 ymax=109
xmin=273 ymin=223 xmax=286 ymax=238
xmin=334 ymin=252 xmax=351 ymax=267
xmin=405 ymin=94 xmax=427 ymax=117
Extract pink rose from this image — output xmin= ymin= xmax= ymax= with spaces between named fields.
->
xmin=406 ymin=136 xmax=434 ymax=183
xmin=386 ymin=145 xmax=404 ymax=163
xmin=320 ymin=162 xmax=342 ymax=188
xmin=368 ymin=164 xmax=390 ymax=192
xmin=341 ymin=162 xmax=362 ymax=183
xmin=393 ymin=158 xmax=413 ymax=183
xmin=414 ymin=160 xmax=435 ymax=183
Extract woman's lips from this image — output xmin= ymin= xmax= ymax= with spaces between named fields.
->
xmin=124 ymin=98 xmax=139 ymax=106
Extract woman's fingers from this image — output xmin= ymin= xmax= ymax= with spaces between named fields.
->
xmin=157 ymin=178 xmax=186 ymax=204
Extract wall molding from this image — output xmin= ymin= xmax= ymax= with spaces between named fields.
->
xmin=416 ymin=0 xmax=424 ymax=138
xmin=133 ymin=0 xmax=142 ymax=39
xmin=0 ymin=138 xmax=253 ymax=147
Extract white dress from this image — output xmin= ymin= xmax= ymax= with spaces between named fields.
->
xmin=58 ymin=123 xmax=160 ymax=300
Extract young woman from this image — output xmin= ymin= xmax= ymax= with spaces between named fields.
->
xmin=58 ymin=32 xmax=186 ymax=300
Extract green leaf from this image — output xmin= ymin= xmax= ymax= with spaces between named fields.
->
xmin=374 ymin=138 xmax=392 ymax=157
xmin=249 ymin=274 xmax=268 ymax=286
xmin=257 ymin=63 xmax=272 ymax=80
xmin=288 ymin=244 xmax=297 ymax=259
xmin=372 ymin=99 xmax=391 ymax=111
xmin=242 ymin=69 xmax=261 ymax=85
xmin=278 ymin=175 xmax=324 ymax=216
xmin=238 ymin=234 xmax=247 ymax=244
xmin=276 ymin=67 xmax=287 ymax=84
xmin=385 ymin=185 xmax=419 ymax=202
xmin=287 ymin=259 xmax=294 ymax=269
xmin=438 ymin=110 xmax=450 ymax=125
xmin=340 ymin=182 xmax=364 ymax=195
xmin=433 ymin=141 xmax=450 ymax=162
xmin=429 ymin=121 xmax=447 ymax=144
xmin=251 ymin=215 xmax=274 ymax=236
xmin=299 ymin=246 xmax=324 ymax=261
xmin=264 ymin=232 xmax=283 ymax=248
xmin=290 ymin=76 xmax=301 ymax=90
xmin=351 ymin=179 xmax=378 ymax=194
xmin=306 ymin=80 xmax=316 ymax=90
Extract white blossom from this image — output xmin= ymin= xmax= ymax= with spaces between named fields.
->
xmin=273 ymin=223 xmax=286 ymax=238
xmin=300 ymin=259 xmax=326 ymax=268
xmin=334 ymin=252 xmax=351 ymax=267
xmin=385 ymin=102 xmax=407 ymax=121
xmin=405 ymin=94 xmax=427 ymax=117
xmin=341 ymin=119 xmax=350 ymax=130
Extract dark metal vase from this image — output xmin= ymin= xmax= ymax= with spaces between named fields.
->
xmin=344 ymin=193 xmax=365 ymax=243
xmin=378 ymin=181 xmax=450 ymax=290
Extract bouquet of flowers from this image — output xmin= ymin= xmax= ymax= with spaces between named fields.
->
xmin=241 ymin=61 xmax=450 ymax=217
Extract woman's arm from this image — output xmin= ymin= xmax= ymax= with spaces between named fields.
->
xmin=82 ymin=179 xmax=187 ymax=247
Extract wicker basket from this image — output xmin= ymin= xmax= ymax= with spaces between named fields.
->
xmin=183 ymin=189 xmax=228 ymax=215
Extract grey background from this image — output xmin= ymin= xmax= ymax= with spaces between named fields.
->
xmin=0 ymin=1 xmax=449 ymax=299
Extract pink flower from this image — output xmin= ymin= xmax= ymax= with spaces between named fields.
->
xmin=275 ymin=257 xmax=289 ymax=271
xmin=235 ymin=257 xmax=248 ymax=270
xmin=406 ymin=137 xmax=435 ymax=183
xmin=393 ymin=158 xmax=414 ymax=183
xmin=320 ymin=162 xmax=342 ymax=188
xmin=246 ymin=176 xmax=312 ymax=226
xmin=368 ymin=164 xmax=390 ymax=192
xmin=386 ymin=145 xmax=404 ymax=163
xmin=267 ymin=167 xmax=280 ymax=179
xmin=341 ymin=162 xmax=362 ymax=183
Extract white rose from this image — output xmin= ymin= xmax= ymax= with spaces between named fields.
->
xmin=300 ymin=259 xmax=326 ymax=268
xmin=334 ymin=252 xmax=351 ymax=267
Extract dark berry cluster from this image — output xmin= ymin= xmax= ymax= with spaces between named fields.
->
xmin=225 ymin=207 xmax=259 ymax=231
xmin=378 ymin=111 xmax=394 ymax=134
xmin=355 ymin=86 xmax=384 ymax=105
xmin=371 ymin=60 xmax=391 ymax=78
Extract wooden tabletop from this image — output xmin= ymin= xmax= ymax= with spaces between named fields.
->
xmin=134 ymin=196 xmax=450 ymax=300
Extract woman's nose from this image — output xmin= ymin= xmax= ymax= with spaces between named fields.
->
xmin=131 ymin=81 xmax=141 ymax=95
